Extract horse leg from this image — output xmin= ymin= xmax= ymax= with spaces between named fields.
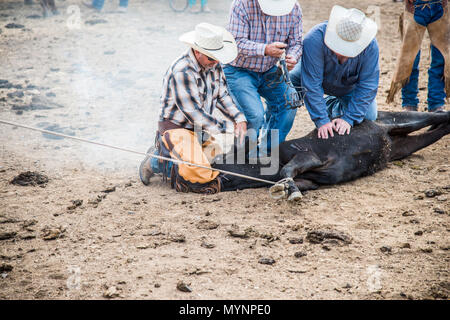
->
xmin=377 ymin=111 xmax=450 ymax=135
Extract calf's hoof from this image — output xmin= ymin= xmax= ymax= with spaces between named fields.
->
xmin=269 ymin=184 xmax=286 ymax=200
xmin=288 ymin=191 xmax=303 ymax=202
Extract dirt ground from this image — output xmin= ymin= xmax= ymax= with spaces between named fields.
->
xmin=0 ymin=0 xmax=449 ymax=300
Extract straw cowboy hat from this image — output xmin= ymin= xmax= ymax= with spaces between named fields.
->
xmin=324 ymin=5 xmax=378 ymax=58
xmin=179 ymin=23 xmax=238 ymax=64
xmin=257 ymin=0 xmax=297 ymax=16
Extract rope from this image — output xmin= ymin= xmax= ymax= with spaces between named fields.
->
xmin=0 ymin=119 xmax=277 ymax=185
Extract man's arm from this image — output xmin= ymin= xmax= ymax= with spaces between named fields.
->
xmin=300 ymin=32 xmax=330 ymax=130
xmin=286 ymin=4 xmax=303 ymax=66
xmin=172 ymin=70 xmax=227 ymax=134
xmin=341 ymin=40 xmax=380 ymax=127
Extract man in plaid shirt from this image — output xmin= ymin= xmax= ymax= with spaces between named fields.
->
xmin=224 ymin=0 xmax=303 ymax=158
xmin=139 ymin=23 xmax=247 ymax=193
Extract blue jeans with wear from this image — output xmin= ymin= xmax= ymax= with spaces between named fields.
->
xmin=188 ymin=0 xmax=207 ymax=7
xmin=92 ymin=0 xmax=128 ymax=10
xmin=223 ymin=64 xmax=298 ymax=157
xmin=402 ymin=0 xmax=446 ymax=111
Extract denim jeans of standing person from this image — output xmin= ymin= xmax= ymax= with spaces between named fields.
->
xmin=401 ymin=0 xmax=446 ymax=111
xmin=188 ymin=0 xmax=207 ymax=7
xmin=223 ymin=64 xmax=298 ymax=158
xmin=92 ymin=0 xmax=128 ymax=10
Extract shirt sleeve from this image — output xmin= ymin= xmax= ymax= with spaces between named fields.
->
xmin=286 ymin=5 xmax=303 ymax=62
xmin=300 ymin=32 xmax=330 ymax=128
xmin=341 ymin=40 xmax=380 ymax=126
xmin=172 ymin=70 xmax=228 ymax=134
xmin=216 ymin=68 xmax=247 ymax=124
xmin=228 ymin=1 xmax=266 ymax=57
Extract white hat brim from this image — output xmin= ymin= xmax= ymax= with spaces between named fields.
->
xmin=324 ymin=5 xmax=378 ymax=58
xmin=179 ymin=27 xmax=238 ymax=65
xmin=258 ymin=0 xmax=297 ymax=16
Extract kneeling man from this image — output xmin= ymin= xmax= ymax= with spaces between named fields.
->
xmin=139 ymin=23 xmax=247 ymax=193
xmin=291 ymin=5 xmax=380 ymax=139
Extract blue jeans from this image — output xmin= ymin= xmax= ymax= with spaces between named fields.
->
xmin=324 ymin=94 xmax=378 ymax=121
xmin=188 ymin=0 xmax=207 ymax=6
xmin=92 ymin=0 xmax=128 ymax=10
xmin=223 ymin=64 xmax=298 ymax=157
xmin=402 ymin=0 xmax=446 ymax=111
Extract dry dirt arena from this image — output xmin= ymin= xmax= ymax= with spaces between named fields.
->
xmin=0 ymin=0 xmax=449 ymax=300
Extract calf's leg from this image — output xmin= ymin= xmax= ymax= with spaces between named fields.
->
xmin=390 ymin=122 xmax=450 ymax=160
xmin=377 ymin=111 xmax=449 ymax=135
xmin=272 ymin=152 xmax=323 ymax=201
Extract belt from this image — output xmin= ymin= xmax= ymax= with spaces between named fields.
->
xmin=158 ymin=120 xmax=193 ymax=135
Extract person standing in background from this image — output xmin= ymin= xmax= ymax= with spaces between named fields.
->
xmin=224 ymin=0 xmax=303 ymax=159
xmin=188 ymin=0 xmax=211 ymax=13
xmin=387 ymin=0 xmax=449 ymax=112
xmin=83 ymin=0 xmax=129 ymax=13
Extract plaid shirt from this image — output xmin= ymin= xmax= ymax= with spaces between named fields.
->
xmin=159 ymin=49 xmax=246 ymax=134
xmin=227 ymin=0 xmax=303 ymax=73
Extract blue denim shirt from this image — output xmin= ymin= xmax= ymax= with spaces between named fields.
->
xmin=300 ymin=22 xmax=380 ymax=128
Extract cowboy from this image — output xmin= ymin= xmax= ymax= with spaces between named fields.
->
xmin=290 ymin=5 xmax=380 ymax=139
xmin=139 ymin=23 xmax=247 ymax=194
xmin=387 ymin=0 xmax=449 ymax=112
xmin=223 ymin=0 xmax=303 ymax=158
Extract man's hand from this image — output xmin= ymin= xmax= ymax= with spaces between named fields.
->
xmin=332 ymin=118 xmax=351 ymax=135
xmin=234 ymin=121 xmax=247 ymax=145
xmin=317 ymin=122 xmax=334 ymax=139
xmin=285 ymin=54 xmax=297 ymax=71
xmin=265 ymin=42 xmax=287 ymax=58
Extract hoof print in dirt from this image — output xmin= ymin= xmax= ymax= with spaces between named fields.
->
xmin=294 ymin=251 xmax=307 ymax=258
xmin=101 ymin=186 xmax=116 ymax=193
xmin=196 ymin=220 xmax=219 ymax=230
xmin=67 ymin=199 xmax=83 ymax=210
xmin=176 ymin=281 xmax=192 ymax=293
xmin=0 ymin=232 xmax=17 ymax=241
xmin=429 ymin=282 xmax=450 ymax=300
xmin=433 ymin=208 xmax=446 ymax=215
xmin=5 ymin=23 xmax=25 ymax=29
xmin=41 ymin=226 xmax=65 ymax=241
xmin=170 ymin=234 xmax=186 ymax=243
xmin=424 ymin=189 xmax=442 ymax=198
xmin=103 ymin=286 xmax=120 ymax=299
xmin=0 ymin=264 xmax=13 ymax=273
xmin=201 ymin=241 xmax=215 ymax=249
xmin=258 ymin=258 xmax=275 ymax=265
xmin=380 ymin=246 xmax=392 ymax=253
xmin=227 ymin=229 xmax=250 ymax=239
xmin=288 ymin=237 xmax=303 ymax=244
xmin=306 ymin=230 xmax=352 ymax=246
xmin=85 ymin=19 xmax=108 ymax=26
xmin=10 ymin=171 xmax=49 ymax=187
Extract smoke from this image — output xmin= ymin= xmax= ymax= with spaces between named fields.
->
xmin=0 ymin=0 xmax=239 ymax=174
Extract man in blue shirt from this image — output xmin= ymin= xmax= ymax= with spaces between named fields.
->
xmin=290 ymin=5 xmax=379 ymax=139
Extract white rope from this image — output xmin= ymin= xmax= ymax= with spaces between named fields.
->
xmin=0 ymin=119 xmax=277 ymax=185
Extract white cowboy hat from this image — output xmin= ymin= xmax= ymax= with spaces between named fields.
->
xmin=179 ymin=23 xmax=238 ymax=64
xmin=324 ymin=5 xmax=378 ymax=58
xmin=257 ymin=0 xmax=297 ymax=16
